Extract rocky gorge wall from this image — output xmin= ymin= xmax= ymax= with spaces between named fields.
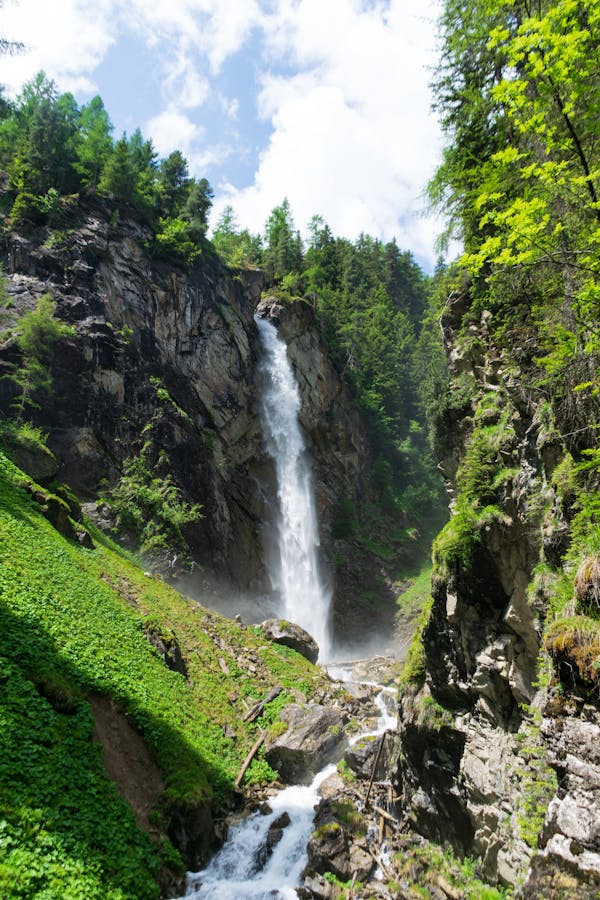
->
xmin=394 ymin=294 xmax=600 ymax=897
xmin=0 ymin=196 xmax=393 ymax=648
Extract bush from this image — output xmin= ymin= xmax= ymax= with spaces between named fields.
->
xmin=574 ymin=553 xmax=600 ymax=618
xmin=104 ymin=442 xmax=201 ymax=556
xmin=152 ymin=217 xmax=202 ymax=265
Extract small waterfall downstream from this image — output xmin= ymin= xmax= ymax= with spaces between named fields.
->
xmin=255 ymin=316 xmax=331 ymax=660
xmin=181 ymin=676 xmax=397 ymax=900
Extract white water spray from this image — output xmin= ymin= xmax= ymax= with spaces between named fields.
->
xmin=181 ymin=674 xmax=397 ymax=899
xmin=255 ymin=316 xmax=331 ymax=659
xmin=184 ymin=764 xmax=336 ymax=900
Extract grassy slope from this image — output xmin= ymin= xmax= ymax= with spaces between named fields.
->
xmin=0 ymin=450 xmax=328 ymax=899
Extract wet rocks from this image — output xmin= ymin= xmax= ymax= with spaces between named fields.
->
xmin=344 ymin=734 xmax=390 ymax=781
xmin=259 ymin=618 xmax=319 ymax=664
xmin=253 ymin=811 xmax=291 ymax=873
xmin=264 ymin=703 xmax=346 ymax=784
xmin=304 ymin=797 xmax=373 ymax=896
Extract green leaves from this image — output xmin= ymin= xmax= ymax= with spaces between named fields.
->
xmin=103 ymin=440 xmax=202 ymax=557
xmin=3 ymin=294 xmax=73 ymax=421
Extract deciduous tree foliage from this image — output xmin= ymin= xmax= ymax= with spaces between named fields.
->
xmin=431 ymin=0 xmax=600 ymax=546
xmin=432 ymin=0 xmax=600 ymax=375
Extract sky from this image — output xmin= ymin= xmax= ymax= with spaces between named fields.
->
xmin=0 ymin=0 xmax=446 ymax=271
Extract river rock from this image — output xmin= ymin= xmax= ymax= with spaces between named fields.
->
xmin=306 ymin=797 xmax=372 ymax=884
xmin=264 ymin=703 xmax=346 ymax=784
xmin=253 ymin=811 xmax=291 ymax=873
xmin=259 ymin=618 xmax=319 ymax=664
xmin=319 ymin=771 xmax=346 ymax=800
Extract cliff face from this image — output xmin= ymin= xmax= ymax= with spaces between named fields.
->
xmin=395 ymin=296 xmax=600 ymax=895
xmin=3 ymin=197 xmax=267 ymax=585
xmin=1 ymin=198 xmax=390 ymax=646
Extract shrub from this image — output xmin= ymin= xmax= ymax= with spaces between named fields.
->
xmin=574 ymin=553 xmax=600 ymax=618
xmin=399 ymin=597 xmax=433 ymax=687
xmin=104 ymin=442 xmax=201 ymax=556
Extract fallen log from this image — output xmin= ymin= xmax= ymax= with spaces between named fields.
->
xmin=373 ymin=805 xmax=398 ymax=827
xmin=242 ymin=685 xmax=283 ymax=723
xmin=367 ymin=847 xmax=394 ymax=881
xmin=235 ymin=732 xmax=266 ymax=787
xmin=365 ymin=730 xmax=389 ymax=804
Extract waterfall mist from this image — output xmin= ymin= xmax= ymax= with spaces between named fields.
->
xmin=256 ymin=316 xmax=331 ymax=660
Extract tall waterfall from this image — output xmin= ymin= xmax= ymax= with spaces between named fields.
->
xmin=256 ymin=316 xmax=331 ymax=660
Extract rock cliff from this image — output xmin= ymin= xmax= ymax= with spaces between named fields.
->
xmin=2 ymin=196 xmax=268 ymax=586
xmin=0 ymin=197 xmax=393 ymax=647
xmin=395 ymin=294 xmax=600 ymax=895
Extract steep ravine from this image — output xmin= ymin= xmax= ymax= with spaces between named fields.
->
xmin=395 ymin=293 xmax=600 ymax=897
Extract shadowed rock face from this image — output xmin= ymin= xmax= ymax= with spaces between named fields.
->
xmin=1 ymin=206 xmax=400 ymax=647
xmin=264 ymin=703 xmax=347 ymax=784
xmin=395 ymin=293 xmax=600 ymax=894
xmin=3 ymin=198 xmax=268 ymax=587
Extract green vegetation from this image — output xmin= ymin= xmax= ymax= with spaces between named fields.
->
xmin=416 ymin=694 xmax=455 ymax=731
xmin=545 ymin=617 xmax=600 ymax=694
xmin=399 ymin=597 xmax=433 ymax=687
xmin=102 ymin=440 xmax=201 ymax=557
xmin=432 ymin=392 xmax=516 ymax=575
xmin=0 ymin=449 xmax=329 ymax=897
xmin=328 ymin=800 xmax=366 ymax=835
xmin=0 ymin=72 xmax=214 ymax=266
xmin=514 ymin=708 xmax=559 ymax=850
xmin=391 ymin=840 xmax=510 ymax=899
xmin=2 ymin=293 xmax=73 ymax=421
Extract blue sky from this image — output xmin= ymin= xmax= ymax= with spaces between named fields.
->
xmin=0 ymin=0 xmax=445 ymax=270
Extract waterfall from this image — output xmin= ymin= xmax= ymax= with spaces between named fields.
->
xmin=255 ymin=316 xmax=331 ymax=660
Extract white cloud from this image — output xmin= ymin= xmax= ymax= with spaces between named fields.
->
xmin=160 ymin=47 xmax=210 ymax=109
xmin=145 ymin=107 xmax=204 ymax=158
xmin=0 ymin=0 xmax=446 ymax=266
xmin=219 ymin=94 xmax=240 ymax=120
xmin=216 ymin=0 xmax=444 ymax=267
xmin=0 ymin=0 xmax=117 ymax=96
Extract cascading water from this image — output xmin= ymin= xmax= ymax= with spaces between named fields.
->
xmin=255 ymin=316 xmax=331 ymax=660
xmin=175 ymin=320 xmax=397 ymax=900
xmin=183 ymin=764 xmax=337 ymax=900
xmin=181 ymin=676 xmax=397 ymax=900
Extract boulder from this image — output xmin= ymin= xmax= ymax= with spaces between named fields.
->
xmin=260 ymin=618 xmax=319 ymax=664
xmin=264 ymin=703 xmax=346 ymax=784
xmin=344 ymin=734 xmax=381 ymax=780
xmin=253 ymin=811 xmax=290 ymax=872
xmin=1 ymin=430 xmax=58 ymax=483
xmin=144 ymin=626 xmax=188 ymax=678
xmin=306 ymin=797 xmax=372 ymax=884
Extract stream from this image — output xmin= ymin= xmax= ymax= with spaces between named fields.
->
xmin=181 ymin=667 xmax=398 ymax=899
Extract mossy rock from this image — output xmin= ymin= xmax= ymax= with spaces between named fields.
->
xmin=545 ymin=616 xmax=600 ymax=694
xmin=574 ymin=553 xmax=600 ymax=618
xmin=1 ymin=428 xmax=58 ymax=483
